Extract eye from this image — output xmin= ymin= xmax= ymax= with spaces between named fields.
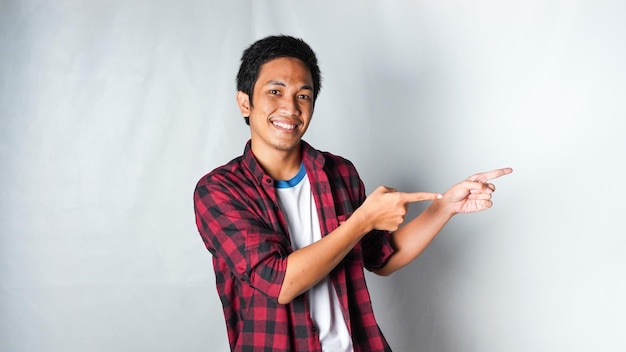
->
xmin=298 ymin=94 xmax=311 ymax=100
xmin=269 ymin=89 xmax=281 ymax=95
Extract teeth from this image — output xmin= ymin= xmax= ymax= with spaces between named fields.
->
xmin=273 ymin=121 xmax=296 ymax=130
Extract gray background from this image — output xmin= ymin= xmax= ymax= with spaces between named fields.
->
xmin=1 ymin=1 xmax=625 ymax=351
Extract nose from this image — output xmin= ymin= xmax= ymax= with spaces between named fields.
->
xmin=280 ymin=95 xmax=301 ymax=117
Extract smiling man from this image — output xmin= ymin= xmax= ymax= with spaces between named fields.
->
xmin=193 ymin=35 xmax=512 ymax=352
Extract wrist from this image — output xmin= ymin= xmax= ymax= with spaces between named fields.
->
xmin=345 ymin=208 xmax=374 ymax=235
xmin=430 ymin=198 xmax=457 ymax=219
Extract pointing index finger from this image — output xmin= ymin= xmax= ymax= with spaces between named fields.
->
xmin=469 ymin=167 xmax=513 ymax=182
xmin=399 ymin=191 xmax=443 ymax=203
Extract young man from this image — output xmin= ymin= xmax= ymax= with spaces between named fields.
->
xmin=194 ymin=35 xmax=512 ymax=351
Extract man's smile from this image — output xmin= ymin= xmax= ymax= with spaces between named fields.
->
xmin=271 ymin=119 xmax=299 ymax=131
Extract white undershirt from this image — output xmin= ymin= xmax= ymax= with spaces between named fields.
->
xmin=275 ymin=164 xmax=353 ymax=352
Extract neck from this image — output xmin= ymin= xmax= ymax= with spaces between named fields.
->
xmin=252 ymin=143 xmax=303 ymax=181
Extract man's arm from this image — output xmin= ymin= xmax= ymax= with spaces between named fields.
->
xmin=195 ymin=173 xmax=439 ymax=305
xmin=277 ymin=187 xmax=440 ymax=304
xmin=374 ymin=167 xmax=513 ymax=276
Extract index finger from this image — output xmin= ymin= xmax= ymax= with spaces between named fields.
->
xmin=398 ymin=191 xmax=442 ymax=203
xmin=468 ymin=167 xmax=513 ymax=182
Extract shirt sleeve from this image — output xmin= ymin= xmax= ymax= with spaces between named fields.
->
xmin=331 ymin=156 xmax=396 ymax=272
xmin=360 ymin=229 xmax=395 ymax=272
xmin=194 ymin=178 xmax=289 ymax=301
xmin=348 ymin=163 xmax=395 ymax=272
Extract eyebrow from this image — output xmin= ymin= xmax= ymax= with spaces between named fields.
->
xmin=264 ymin=80 xmax=313 ymax=91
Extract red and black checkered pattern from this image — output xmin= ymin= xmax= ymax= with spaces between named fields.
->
xmin=194 ymin=140 xmax=393 ymax=351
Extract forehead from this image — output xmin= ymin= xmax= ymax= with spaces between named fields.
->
xmin=256 ymin=57 xmax=313 ymax=86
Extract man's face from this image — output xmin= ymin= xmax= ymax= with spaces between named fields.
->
xmin=237 ymin=57 xmax=314 ymax=156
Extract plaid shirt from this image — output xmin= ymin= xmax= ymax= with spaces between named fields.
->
xmin=194 ymin=140 xmax=394 ymax=352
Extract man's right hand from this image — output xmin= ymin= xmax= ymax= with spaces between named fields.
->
xmin=357 ymin=186 xmax=442 ymax=232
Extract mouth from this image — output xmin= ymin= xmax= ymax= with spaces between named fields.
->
xmin=271 ymin=119 xmax=299 ymax=131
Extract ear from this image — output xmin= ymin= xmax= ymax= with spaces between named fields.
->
xmin=236 ymin=91 xmax=250 ymax=117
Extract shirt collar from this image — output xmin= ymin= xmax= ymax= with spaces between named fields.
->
xmin=241 ymin=139 xmax=326 ymax=186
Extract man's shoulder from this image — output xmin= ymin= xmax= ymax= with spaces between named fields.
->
xmin=195 ymin=155 xmax=247 ymax=189
xmin=320 ymin=150 xmax=354 ymax=166
xmin=318 ymin=150 xmax=359 ymax=176
xmin=303 ymin=141 xmax=357 ymax=170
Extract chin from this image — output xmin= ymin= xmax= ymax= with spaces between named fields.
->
xmin=271 ymin=139 xmax=301 ymax=151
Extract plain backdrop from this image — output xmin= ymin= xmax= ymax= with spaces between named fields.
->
xmin=1 ymin=1 xmax=625 ymax=351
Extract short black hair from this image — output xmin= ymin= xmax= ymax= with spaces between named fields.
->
xmin=236 ymin=35 xmax=322 ymax=125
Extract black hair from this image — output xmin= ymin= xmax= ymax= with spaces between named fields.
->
xmin=236 ymin=35 xmax=322 ymax=125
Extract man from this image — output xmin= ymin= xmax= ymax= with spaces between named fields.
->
xmin=194 ymin=35 xmax=512 ymax=351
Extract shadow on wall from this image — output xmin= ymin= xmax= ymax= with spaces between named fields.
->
xmin=367 ymin=221 xmax=486 ymax=351
xmin=357 ymin=52 xmax=481 ymax=351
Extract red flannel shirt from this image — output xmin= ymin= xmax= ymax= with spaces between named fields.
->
xmin=194 ymin=140 xmax=394 ymax=352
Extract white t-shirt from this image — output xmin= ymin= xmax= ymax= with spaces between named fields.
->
xmin=275 ymin=164 xmax=354 ymax=352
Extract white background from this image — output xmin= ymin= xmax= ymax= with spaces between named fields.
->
xmin=1 ymin=1 xmax=625 ymax=351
